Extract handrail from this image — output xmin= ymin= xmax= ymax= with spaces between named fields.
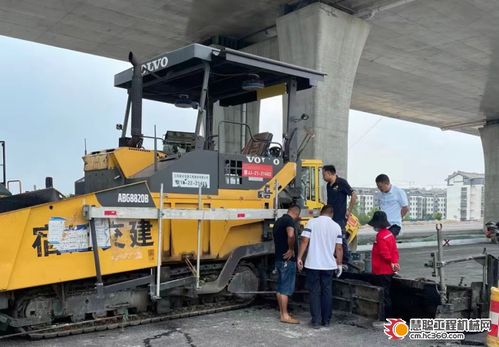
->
xmin=216 ymin=120 xmax=283 ymax=155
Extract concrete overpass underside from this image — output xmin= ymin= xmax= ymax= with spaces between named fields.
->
xmin=0 ymin=0 xmax=498 ymax=219
xmin=1 ymin=0 xmax=498 ymax=134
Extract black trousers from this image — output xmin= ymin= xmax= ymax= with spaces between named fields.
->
xmin=341 ymin=230 xmax=350 ymax=264
xmin=306 ymin=269 xmax=334 ymax=325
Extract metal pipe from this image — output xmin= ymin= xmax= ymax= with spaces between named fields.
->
xmin=155 ymin=184 xmax=164 ymax=298
xmin=285 ymin=79 xmax=304 ymax=207
xmin=153 ymin=125 xmax=158 ymax=172
xmin=217 ymin=120 xmax=283 ymax=154
xmin=194 ymin=62 xmax=211 ymax=146
xmin=435 ymin=223 xmax=447 ymax=303
xmin=128 ymin=52 xmax=143 ymax=147
xmin=440 ymin=254 xmax=486 ymax=267
xmin=297 ymin=127 xmax=315 ymax=159
xmin=121 ymin=95 xmax=131 ymax=138
xmin=142 ymin=133 xmax=163 ymax=169
xmin=483 ymin=249 xmax=488 ymax=297
xmin=205 ymin=100 xmax=214 ymax=150
xmin=285 ymin=79 xmax=298 ymax=162
xmin=0 ymin=141 xmax=5 ymax=186
xmin=241 ymin=103 xmax=247 ymax=148
xmin=218 ymin=120 xmax=254 ymax=150
xmin=89 ymin=219 xmax=104 ymax=298
xmin=274 ymin=180 xmax=279 ymax=220
xmin=196 ymin=185 xmax=203 ymax=288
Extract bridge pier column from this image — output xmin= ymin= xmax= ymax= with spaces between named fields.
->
xmin=215 ymin=102 xmax=260 ymax=154
xmin=276 ymin=2 xmax=370 ymax=175
xmin=480 ymin=123 xmax=499 ymax=222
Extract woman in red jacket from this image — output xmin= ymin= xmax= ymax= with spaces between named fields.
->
xmin=368 ymin=211 xmax=400 ymax=319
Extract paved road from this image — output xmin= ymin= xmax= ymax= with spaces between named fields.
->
xmin=358 ymin=221 xmax=483 ymax=244
xmin=4 ymin=241 xmax=494 ymax=346
xmin=2 ymin=306 xmax=443 ymax=347
xmin=356 ymin=241 xmax=495 ymax=286
xmin=397 ymin=241 xmax=496 ymax=286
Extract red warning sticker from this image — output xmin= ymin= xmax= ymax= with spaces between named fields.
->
xmin=242 ymin=163 xmax=273 ymax=178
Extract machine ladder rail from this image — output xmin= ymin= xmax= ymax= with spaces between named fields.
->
xmin=82 ymin=204 xmax=317 ymax=299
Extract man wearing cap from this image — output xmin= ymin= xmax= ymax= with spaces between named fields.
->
xmin=369 ymin=210 xmax=400 ymax=319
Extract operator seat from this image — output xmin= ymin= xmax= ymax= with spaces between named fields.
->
xmin=241 ymin=132 xmax=273 ymax=156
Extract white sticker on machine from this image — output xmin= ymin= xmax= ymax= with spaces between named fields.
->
xmin=47 ymin=217 xmax=111 ymax=252
xmin=91 ymin=219 xmax=111 ymax=249
xmin=47 ymin=217 xmax=65 ymax=244
xmin=48 ymin=217 xmax=90 ymax=252
xmin=172 ymin=172 xmax=210 ymax=188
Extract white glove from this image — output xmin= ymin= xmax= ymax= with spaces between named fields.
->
xmin=336 ymin=266 xmax=343 ymax=278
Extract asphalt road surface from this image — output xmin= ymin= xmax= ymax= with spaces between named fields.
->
xmin=397 ymin=241 xmax=495 ymax=286
xmin=2 ymin=305 xmax=450 ymax=347
xmin=3 ymin=241 xmax=493 ymax=346
xmin=358 ymin=221 xmax=482 ymax=244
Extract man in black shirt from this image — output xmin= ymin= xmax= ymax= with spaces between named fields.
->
xmin=321 ymin=165 xmax=357 ymax=263
xmin=273 ymin=205 xmax=301 ymax=324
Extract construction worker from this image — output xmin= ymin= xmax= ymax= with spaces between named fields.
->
xmin=273 ymin=205 xmax=301 ymax=324
xmin=369 ymin=210 xmax=400 ymax=319
xmin=297 ymin=205 xmax=343 ymax=329
xmin=320 ymin=165 xmax=357 ymax=264
xmin=374 ymin=174 xmax=409 ymax=237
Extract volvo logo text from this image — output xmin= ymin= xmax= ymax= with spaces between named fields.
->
xmin=141 ymin=56 xmax=168 ymax=76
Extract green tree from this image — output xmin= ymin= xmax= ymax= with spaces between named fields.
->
xmin=432 ymin=212 xmax=442 ymax=221
xmin=351 ymin=202 xmax=379 ymax=225
xmin=357 ymin=208 xmax=376 ymax=225
xmin=352 ymin=203 xmax=361 ymax=218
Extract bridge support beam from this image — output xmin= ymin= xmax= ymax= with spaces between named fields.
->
xmin=480 ymin=123 xmax=499 ymax=222
xmin=276 ymin=2 xmax=370 ymax=175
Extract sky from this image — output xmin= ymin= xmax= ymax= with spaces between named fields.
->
xmin=0 ymin=35 xmax=484 ymax=194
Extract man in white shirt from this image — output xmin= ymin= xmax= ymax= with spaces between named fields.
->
xmin=297 ymin=205 xmax=343 ymax=329
xmin=374 ymin=174 xmax=409 ymax=237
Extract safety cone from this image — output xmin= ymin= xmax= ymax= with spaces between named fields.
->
xmin=488 ymin=287 xmax=499 ymax=346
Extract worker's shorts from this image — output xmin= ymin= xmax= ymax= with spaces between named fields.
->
xmin=275 ymin=260 xmax=296 ymax=296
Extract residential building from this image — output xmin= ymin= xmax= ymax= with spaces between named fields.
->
xmin=354 ymin=187 xmax=446 ymax=220
xmin=355 ymin=187 xmax=376 ymax=215
xmin=405 ymin=188 xmax=447 ymax=220
xmin=446 ymin=171 xmax=484 ymax=221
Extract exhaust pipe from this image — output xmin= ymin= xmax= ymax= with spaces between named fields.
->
xmin=127 ymin=52 xmax=143 ymax=148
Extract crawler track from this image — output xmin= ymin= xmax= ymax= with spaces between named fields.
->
xmin=0 ymin=299 xmax=253 ymax=340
